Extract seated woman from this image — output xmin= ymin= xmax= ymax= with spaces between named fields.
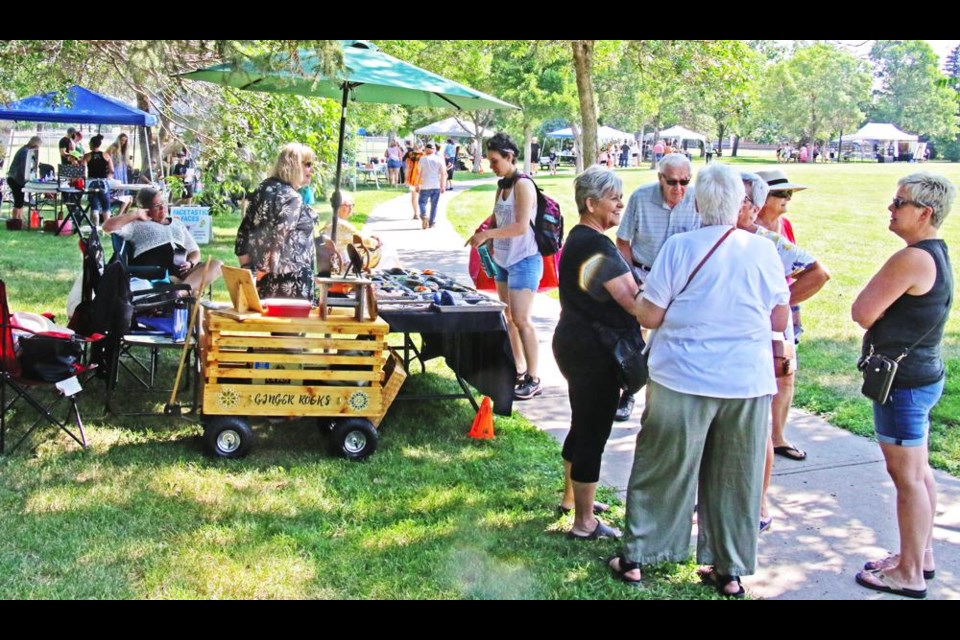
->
xmin=317 ymin=193 xmax=383 ymax=272
xmin=103 ymin=187 xmax=222 ymax=296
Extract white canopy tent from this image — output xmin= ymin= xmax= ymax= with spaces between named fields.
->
xmin=645 ymin=125 xmax=707 ymax=143
xmin=843 ymin=122 xmax=918 ymax=143
xmin=838 ymin=122 xmax=920 ymax=161
xmin=547 ymin=125 xmax=634 ymax=141
xmin=414 ymin=116 xmax=494 ymax=138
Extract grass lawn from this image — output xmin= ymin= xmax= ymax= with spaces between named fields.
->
xmin=0 ymin=191 xmax=724 ymax=600
xmin=446 ymin=157 xmax=960 ymax=476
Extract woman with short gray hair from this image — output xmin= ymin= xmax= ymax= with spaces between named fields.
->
xmin=553 ymin=165 xmax=641 ymax=540
xmin=852 ymin=172 xmax=955 ymax=599
xmin=608 ymin=163 xmax=790 ymax=596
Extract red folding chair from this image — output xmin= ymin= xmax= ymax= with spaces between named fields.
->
xmin=1 ymin=279 xmax=102 ymax=454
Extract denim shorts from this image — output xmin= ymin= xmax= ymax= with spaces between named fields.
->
xmin=494 ymin=253 xmax=542 ymax=291
xmin=873 ymin=377 xmax=945 ymax=447
xmin=387 ymin=158 xmax=402 ymax=169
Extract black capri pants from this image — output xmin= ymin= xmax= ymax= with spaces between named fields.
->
xmin=553 ymin=324 xmax=622 ymax=483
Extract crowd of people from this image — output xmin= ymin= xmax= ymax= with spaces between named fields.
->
xmin=549 ymin=154 xmax=954 ymax=600
xmin=5 ymin=125 xmax=954 ymax=600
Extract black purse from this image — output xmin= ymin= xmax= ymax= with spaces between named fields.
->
xmin=17 ymin=334 xmax=84 ymax=382
xmin=592 ymin=321 xmax=647 ymax=395
xmin=858 ymin=301 xmax=950 ymax=405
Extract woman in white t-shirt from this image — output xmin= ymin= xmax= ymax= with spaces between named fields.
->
xmin=607 ymin=164 xmax=790 ymax=597
xmin=467 ymin=133 xmax=542 ymax=401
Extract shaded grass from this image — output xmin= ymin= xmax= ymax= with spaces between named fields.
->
xmin=0 ymin=355 xmax=717 ymax=599
xmin=447 ymin=158 xmax=960 ymax=476
xmin=1 ymin=198 xmax=723 ymax=599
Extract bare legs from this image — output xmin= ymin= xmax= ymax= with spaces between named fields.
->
xmin=495 ymin=281 xmax=538 ymax=380
xmin=870 ymin=443 xmax=936 ymax=590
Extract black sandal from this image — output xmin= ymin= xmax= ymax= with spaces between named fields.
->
xmin=606 ymin=554 xmax=642 ymax=587
xmin=698 ymin=567 xmax=745 ymax=599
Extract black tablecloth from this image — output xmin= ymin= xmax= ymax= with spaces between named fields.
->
xmin=378 ymin=307 xmax=516 ymax=416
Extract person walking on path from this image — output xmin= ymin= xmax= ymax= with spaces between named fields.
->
xmin=416 ymin=142 xmax=446 ymax=229
xmin=852 ymin=172 xmax=955 ymax=600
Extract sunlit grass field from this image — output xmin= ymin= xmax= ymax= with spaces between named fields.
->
xmin=446 ymin=157 xmax=960 ymax=475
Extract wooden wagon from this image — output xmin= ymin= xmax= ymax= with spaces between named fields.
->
xmin=199 ymin=306 xmax=405 ymax=460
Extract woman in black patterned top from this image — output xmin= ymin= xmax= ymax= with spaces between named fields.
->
xmin=236 ymin=143 xmax=318 ymax=300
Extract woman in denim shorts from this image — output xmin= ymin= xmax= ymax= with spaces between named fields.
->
xmin=852 ymin=172 xmax=956 ymax=599
xmin=467 ymin=133 xmax=542 ymax=400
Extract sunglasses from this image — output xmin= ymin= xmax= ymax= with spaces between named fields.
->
xmin=770 ymin=190 xmax=793 ymax=199
xmin=891 ymin=196 xmax=930 ymax=210
xmin=661 ymin=176 xmax=690 ymax=187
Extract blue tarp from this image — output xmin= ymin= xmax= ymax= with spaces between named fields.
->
xmin=0 ymin=85 xmax=158 ymax=126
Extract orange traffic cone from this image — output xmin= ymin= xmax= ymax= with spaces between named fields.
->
xmin=468 ymin=396 xmax=495 ymax=440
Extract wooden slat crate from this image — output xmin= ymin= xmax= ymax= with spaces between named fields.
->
xmin=201 ymin=307 xmax=402 ymax=419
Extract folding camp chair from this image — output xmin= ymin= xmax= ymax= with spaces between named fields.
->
xmin=94 ymin=244 xmax=199 ymax=416
xmin=1 ymin=280 xmax=102 ymax=454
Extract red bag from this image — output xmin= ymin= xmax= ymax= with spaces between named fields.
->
xmin=467 ymin=216 xmax=560 ymax=292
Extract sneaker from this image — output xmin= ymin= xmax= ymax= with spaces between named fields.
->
xmin=514 ymin=375 xmax=542 ymax=400
xmin=614 ymin=394 xmax=635 ymax=422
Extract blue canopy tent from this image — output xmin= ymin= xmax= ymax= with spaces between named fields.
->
xmin=0 ymin=85 xmax=159 ymax=179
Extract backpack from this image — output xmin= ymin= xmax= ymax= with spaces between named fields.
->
xmin=519 ymin=174 xmax=563 ymax=256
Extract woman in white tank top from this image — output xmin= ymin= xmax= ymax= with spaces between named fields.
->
xmin=467 ymin=133 xmax=543 ymax=400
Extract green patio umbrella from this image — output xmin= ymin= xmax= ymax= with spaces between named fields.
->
xmin=180 ymin=40 xmax=519 ymax=246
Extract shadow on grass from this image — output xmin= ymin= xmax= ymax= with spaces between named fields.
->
xmin=1 ymin=359 xmax=722 ymax=599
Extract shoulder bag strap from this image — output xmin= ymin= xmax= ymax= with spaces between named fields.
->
xmin=664 ymin=226 xmax=735 ymax=313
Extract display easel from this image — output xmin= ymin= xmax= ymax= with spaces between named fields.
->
xmin=219 ymin=266 xmax=265 ymax=319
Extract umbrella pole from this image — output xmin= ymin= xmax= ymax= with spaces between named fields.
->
xmin=330 ymin=84 xmax=350 ymax=247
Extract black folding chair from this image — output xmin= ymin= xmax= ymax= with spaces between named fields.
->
xmin=93 ymin=245 xmax=199 ymax=416
xmin=1 ymin=280 xmax=102 ymax=454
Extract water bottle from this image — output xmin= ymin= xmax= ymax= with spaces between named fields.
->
xmin=477 ymin=244 xmax=500 ymax=279
xmin=171 ymin=301 xmax=188 ymax=341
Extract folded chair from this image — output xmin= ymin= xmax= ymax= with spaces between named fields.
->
xmin=1 ymin=280 xmax=102 ymax=454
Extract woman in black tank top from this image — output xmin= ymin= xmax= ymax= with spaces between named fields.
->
xmin=83 ymin=134 xmax=114 ymax=224
xmin=851 ymin=172 xmax=956 ymax=599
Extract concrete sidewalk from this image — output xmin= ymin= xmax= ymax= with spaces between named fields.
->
xmin=362 ymin=183 xmax=959 ymax=600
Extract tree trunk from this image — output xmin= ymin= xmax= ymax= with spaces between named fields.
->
xmin=571 ymin=40 xmax=597 ymax=168
xmin=731 ymin=134 xmax=740 ymax=157
xmin=717 ymin=123 xmax=726 ymax=157
xmin=571 ymin=123 xmax=584 ymax=174
xmin=134 ymin=87 xmax=161 ymax=180
xmin=522 ymin=121 xmax=533 ymax=175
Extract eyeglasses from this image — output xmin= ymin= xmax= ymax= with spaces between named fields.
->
xmin=892 ymin=196 xmax=930 ymax=210
xmin=770 ymin=190 xmax=793 ymax=199
xmin=661 ymin=176 xmax=690 ymax=187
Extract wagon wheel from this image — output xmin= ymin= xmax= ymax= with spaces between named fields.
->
xmin=328 ymin=418 xmax=379 ymax=461
xmin=203 ymin=416 xmax=254 ymax=459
